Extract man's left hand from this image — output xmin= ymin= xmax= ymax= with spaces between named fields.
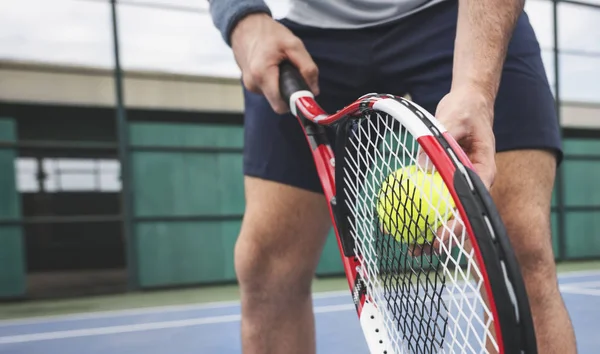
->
xmin=435 ymin=84 xmax=497 ymax=190
xmin=410 ymin=85 xmax=496 ymax=257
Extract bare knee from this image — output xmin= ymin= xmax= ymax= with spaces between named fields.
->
xmin=234 ymin=228 xmax=316 ymax=303
xmin=234 ymin=177 xmax=333 ymax=305
xmin=491 ymin=150 xmax=559 ymax=302
xmin=502 ymin=209 xmax=559 ymax=303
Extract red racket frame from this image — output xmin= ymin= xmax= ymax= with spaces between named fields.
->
xmin=277 ymin=61 xmax=536 ymax=354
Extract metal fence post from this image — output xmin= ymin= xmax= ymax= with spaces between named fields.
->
xmin=553 ymin=0 xmax=567 ymax=262
xmin=110 ymin=0 xmax=137 ymax=289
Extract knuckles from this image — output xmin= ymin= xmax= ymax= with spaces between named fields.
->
xmin=242 ymin=73 xmax=259 ymax=92
xmin=283 ymin=36 xmax=303 ymax=50
xmin=247 ymin=62 xmax=264 ymax=82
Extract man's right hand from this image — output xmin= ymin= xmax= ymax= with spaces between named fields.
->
xmin=230 ymin=13 xmax=319 ymax=114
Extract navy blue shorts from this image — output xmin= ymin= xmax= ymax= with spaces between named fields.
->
xmin=242 ymin=0 xmax=562 ymax=194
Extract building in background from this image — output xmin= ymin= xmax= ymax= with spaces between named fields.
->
xmin=0 ymin=0 xmax=599 ymax=300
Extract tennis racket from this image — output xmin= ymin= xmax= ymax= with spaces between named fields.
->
xmin=278 ymin=61 xmax=537 ymax=354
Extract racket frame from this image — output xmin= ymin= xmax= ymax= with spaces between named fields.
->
xmin=278 ymin=61 xmax=537 ymax=354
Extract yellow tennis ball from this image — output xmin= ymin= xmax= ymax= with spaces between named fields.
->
xmin=376 ymin=165 xmax=455 ymax=245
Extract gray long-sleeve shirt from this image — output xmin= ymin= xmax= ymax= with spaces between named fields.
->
xmin=286 ymin=0 xmax=445 ymax=28
xmin=209 ymin=0 xmax=446 ymax=45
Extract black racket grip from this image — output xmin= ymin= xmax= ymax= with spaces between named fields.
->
xmin=279 ymin=61 xmax=311 ymax=109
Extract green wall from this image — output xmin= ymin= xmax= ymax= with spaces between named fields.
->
xmin=1 ymin=116 xmax=599 ymax=294
xmin=130 ymin=122 xmax=245 ymax=287
xmin=129 ymin=121 xmax=345 ymax=288
xmin=560 ymin=139 xmax=600 ymax=259
xmin=0 ymin=118 xmax=26 ymax=298
xmin=128 ymin=122 xmax=600 ymax=288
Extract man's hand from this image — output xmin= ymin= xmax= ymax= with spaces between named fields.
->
xmin=231 ymin=13 xmax=319 ymax=114
xmin=410 ymin=85 xmax=495 ymax=258
xmin=443 ymin=0 xmax=525 ymax=188
xmin=436 ymin=85 xmax=497 ymax=189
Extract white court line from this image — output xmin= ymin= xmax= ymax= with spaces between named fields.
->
xmin=0 ymin=301 xmax=241 ymax=328
xmin=0 ymin=290 xmax=349 ymax=328
xmin=560 ymin=286 xmax=600 ymax=297
xmin=1 ymin=269 xmax=599 ymax=327
xmin=1 ymin=282 xmax=593 ymax=348
xmin=0 ymin=291 xmax=482 ymax=345
xmin=556 ymin=269 xmax=600 ymax=279
xmin=558 ymin=280 xmax=600 ymax=288
xmin=0 ymin=304 xmax=355 ymax=345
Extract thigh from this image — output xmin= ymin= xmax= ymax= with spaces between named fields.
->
xmin=239 ymin=21 xmax=375 ymax=281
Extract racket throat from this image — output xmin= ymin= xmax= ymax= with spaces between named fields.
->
xmin=360 ymin=301 xmax=397 ymax=354
xmin=330 ymin=197 xmax=356 ymax=257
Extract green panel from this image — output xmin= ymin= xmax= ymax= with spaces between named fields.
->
xmin=0 ymin=227 xmax=26 ymax=297
xmin=563 ymin=139 xmax=600 ymax=156
xmin=132 ymin=152 xmax=244 ymax=217
xmin=551 ymin=212 xmax=559 ymax=260
xmin=565 ymin=211 xmax=600 ymax=259
xmin=0 ymin=118 xmax=16 ymax=141
xmin=130 ymin=122 xmax=243 ymax=148
xmin=0 ymin=154 xmax=19 ymax=219
xmin=563 ymin=160 xmax=600 ymax=206
xmin=316 ymin=229 xmax=344 ymax=276
xmin=0 ymin=118 xmax=25 ymax=298
xmin=136 ymin=220 xmax=241 ymax=287
xmin=0 ymin=118 xmax=19 ymax=219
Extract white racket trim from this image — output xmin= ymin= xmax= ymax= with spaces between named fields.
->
xmin=360 ymin=301 xmax=397 ymax=354
xmin=289 ymin=90 xmax=314 ymax=117
xmin=372 ymin=98 xmax=447 ymax=138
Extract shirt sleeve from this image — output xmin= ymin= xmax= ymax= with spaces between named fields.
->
xmin=208 ymin=0 xmax=273 ymax=46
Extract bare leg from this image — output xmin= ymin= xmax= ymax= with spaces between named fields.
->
xmin=235 ymin=176 xmax=332 ymax=354
xmin=491 ymin=150 xmax=577 ymax=353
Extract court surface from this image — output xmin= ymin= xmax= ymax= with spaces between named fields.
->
xmin=1 ymin=269 xmax=599 ymax=354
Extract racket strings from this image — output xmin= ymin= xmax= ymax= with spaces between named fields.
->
xmin=342 ymin=111 xmax=498 ymax=354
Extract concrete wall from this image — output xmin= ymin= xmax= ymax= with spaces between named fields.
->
xmin=1 ymin=60 xmax=598 ymax=128
xmin=0 ymin=60 xmax=243 ymax=113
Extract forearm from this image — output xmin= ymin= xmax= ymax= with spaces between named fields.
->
xmin=453 ymin=0 xmax=525 ymax=100
xmin=208 ymin=0 xmax=272 ymax=46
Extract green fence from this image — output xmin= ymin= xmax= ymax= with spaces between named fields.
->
xmin=130 ymin=122 xmax=244 ymax=287
xmin=127 ymin=121 xmax=600 ymax=288
xmin=1 ymin=117 xmax=599 ymax=296
xmin=0 ymin=117 xmax=26 ymax=298
xmin=560 ymin=139 xmax=600 ymax=259
xmin=129 ymin=121 xmax=344 ymax=288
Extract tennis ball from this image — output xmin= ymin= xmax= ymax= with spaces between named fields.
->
xmin=376 ymin=165 xmax=455 ymax=245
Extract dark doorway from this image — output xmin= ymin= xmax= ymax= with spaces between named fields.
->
xmin=1 ymin=103 xmax=126 ymax=299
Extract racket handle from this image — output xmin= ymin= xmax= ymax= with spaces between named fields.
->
xmin=279 ymin=60 xmax=311 ymax=108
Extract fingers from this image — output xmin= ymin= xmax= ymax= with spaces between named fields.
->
xmin=263 ymin=37 xmax=319 ymax=114
xmin=242 ymin=55 xmax=288 ymax=113
xmin=286 ymin=37 xmax=319 ymax=96
xmin=232 ymin=15 xmax=318 ymax=115
xmin=261 ymin=65 xmax=289 ymax=114
xmin=473 ymin=161 xmax=496 ymax=190
xmin=472 ymin=138 xmax=497 ymax=189
xmin=436 ymin=115 xmax=496 ymax=189
xmin=408 ymin=218 xmax=465 ymax=257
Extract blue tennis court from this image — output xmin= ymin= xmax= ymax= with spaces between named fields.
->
xmin=1 ymin=270 xmax=599 ymax=354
